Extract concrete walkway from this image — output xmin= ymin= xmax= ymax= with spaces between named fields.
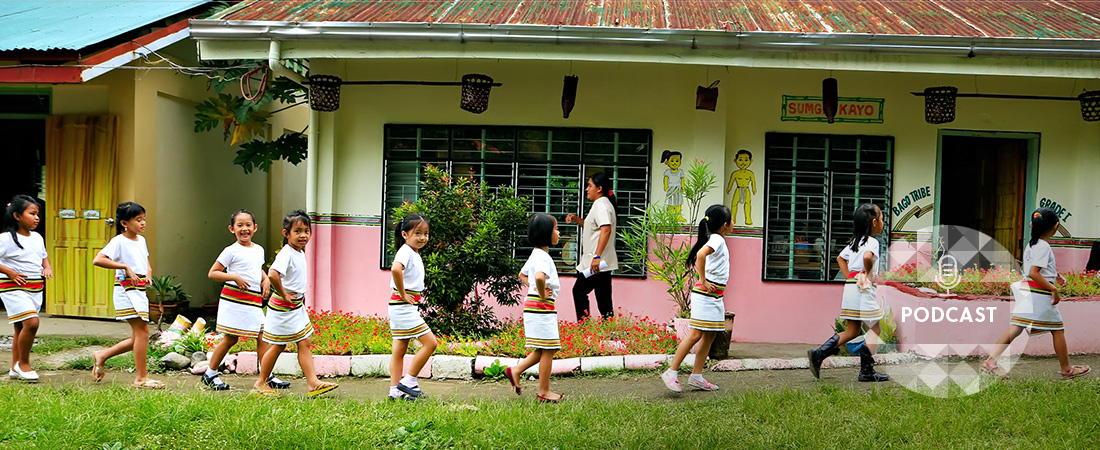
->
xmin=0 ymin=312 xmax=133 ymax=340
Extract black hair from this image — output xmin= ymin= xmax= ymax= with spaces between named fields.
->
xmin=115 ymin=201 xmax=146 ymax=235
xmin=660 ymin=150 xmax=682 ymax=163
xmin=1028 ymin=207 xmax=1059 ymax=247
xmin=527 ymin=213 xmax=557 ymax=248
xmin=229 ymin=209 xmax=256 ymax=226
xmin=394 ymin=213 xmax=429 ymax=249
xmin=281 ymin=210 xmax=311 ymax=245
xmin=686 ymin=204 xmax=732 ymax=267
xmin=846 ymin=204 xmax=880 ymax=253
xmin=4 ymin=195 xmax=39 ymax=250
xmin=735 ymin=149 xmax=753 ymax=159
xmin=588 ymin=172 xmax=617 ymax=211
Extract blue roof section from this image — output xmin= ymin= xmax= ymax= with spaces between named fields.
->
xmin=0 ymin=0 xmax=210 ymax=51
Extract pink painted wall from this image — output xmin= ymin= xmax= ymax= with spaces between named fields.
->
xmin=304 ymin=224 xmax=843 ymax=345
xmin=881 ymin=285 xmax=1100 ymax=356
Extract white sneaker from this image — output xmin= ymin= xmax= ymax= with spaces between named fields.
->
xmin=661 ymin=371 xmax=682 ymax=392
xmin=687 ymin=377 xmax=718 ymax=391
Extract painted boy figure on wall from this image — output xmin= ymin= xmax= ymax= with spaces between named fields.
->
xmin=661 ymin=150 xmax=686 ymax=222
xmin=726 ymin=149 xmax=756 ymax=226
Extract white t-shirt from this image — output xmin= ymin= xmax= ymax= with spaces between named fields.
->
xmin=521 ymin=248 xmax=560 ymax=299
xmin=215 ymin=242 xmax=266 ymax=290
xmin=270 ymin=244 xmax=307 ymax=295
xmin=1023 ymin=240 xmax=1057 ymax=284
xmin=577 ymin=196 xmax=618 ymax=271
xmin=839 ymin=236 xmax=880 ymax=275
xmin=0 ymin=231 xmax=47 ymax=278
xmin=99 ymin=234 xmax=150 ymax=279
xmin=664 ymin=168 xmax=683 ymax=188
xmin=390 ymin=244 xmax=425 ymax=292
xmin=701 ymin=233 xmax=730 ymax=285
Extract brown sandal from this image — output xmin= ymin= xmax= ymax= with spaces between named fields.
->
xmin=1061 ymin=365 xmax=1091 ymax=380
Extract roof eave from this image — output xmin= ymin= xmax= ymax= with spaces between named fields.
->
xmin=188 ymin=20 xmax=1100 ymax=60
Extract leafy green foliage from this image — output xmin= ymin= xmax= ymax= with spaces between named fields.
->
xmin=192 ymin=62 xmax=306 ymax=173
xmin=391 ymin=165 xmax=530 ymax=336
xmin=233 ymin=133 xmax=308 ymax=174
xmin=482 ymin=359 xmax=507 ymax=380
xmin=681 ymin=158 xmax=719 ymax=224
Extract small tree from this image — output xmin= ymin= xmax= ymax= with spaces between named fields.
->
xmin=621 ymin=159 xmax=718 ymax=318
xmin=391 ymin=165 xmax=530 ymax=336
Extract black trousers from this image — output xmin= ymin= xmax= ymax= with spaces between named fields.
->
xmin=573 ymin=270 xmax=613 ymax=321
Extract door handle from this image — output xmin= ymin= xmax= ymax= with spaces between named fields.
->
xmin=105 ymin=218 xmax=114 ymax=227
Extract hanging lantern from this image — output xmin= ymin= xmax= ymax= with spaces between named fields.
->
xmin=307 ymin=74 xmax=342 ymax=112
xmin=562 ymin=75 xmax=579 ymax=118
xmin=1079 ymin=90 xmax=1100 ymax=122
xmin=822 ymin=78 xmax=838 ymax=123
xmin=460 ymin=73 xmax=494 ymax=114
xmin=696 ymin=81 xmax=719 ymax=111
xmin=924 ymin=86 xmax=958 ymax=124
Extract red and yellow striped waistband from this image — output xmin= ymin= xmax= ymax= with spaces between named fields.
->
xmin=0 ymin=278 xmax=44 ymax=293
xmin=691 ymin=280 xmax=726 ymax=298
xmin=220 ymin=284 xmax=263 ymax=306
xmin=390 ymin=289 xmax=422 ymax=305
xmin=114 ymin=276 xmax=147 ymax=291
xmin=524 ymin=294 xmax=555 ymax=313
xmin=269 ymin=292 xmax=303 ymax=312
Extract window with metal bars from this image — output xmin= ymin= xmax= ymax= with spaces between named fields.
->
xmin=763 ymin=132 xmax=893 ymax=282
xmin=382 ymin=125 xmax=651 ymax=276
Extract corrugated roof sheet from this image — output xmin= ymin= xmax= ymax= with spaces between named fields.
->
xmin=0 ymin=0 xmax=211 ymax=51
xmin=212 ymin=0 xmax=1100 ymax=39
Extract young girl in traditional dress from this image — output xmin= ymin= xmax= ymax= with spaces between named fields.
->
xmin=202 ymin=209 xmax=288 ymax=391
xmin=661 ymin=205 xmax=732 ymax=392
xmin=982 ymin=208 xmax=1091 ymax=379
xmin=807 ymin=204 xmax=890 ymax=382
xmin=92 ymin=202 xmax=163 ymax=388
xmin=388 ymin=213 xmax=438 ymax=401
xmin=0 ymin=196 xmax=51 ymax=381
xmin=504 ymin=214 xmax=564 ymax=402
xmin=252 ymin=210 xmax=338 ymax=397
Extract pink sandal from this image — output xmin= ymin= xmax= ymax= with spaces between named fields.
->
xmin=1061 ymin=365 xmax=1091 ymax=380
xmin=504 ymin=367 xmax=521 ymax=395
xmin=981 ymin=360 xmax=1008 ymax=379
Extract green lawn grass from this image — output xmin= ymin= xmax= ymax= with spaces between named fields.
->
xmin=31 ymin=336 xmax=115 ymax=355
xmin=1 ymin=379 xmax=1097 ymax=449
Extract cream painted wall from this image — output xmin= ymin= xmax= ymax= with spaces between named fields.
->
xmin=309 ymin=58 xmax=733 ymax=217
xmin=723 ymin=67 xmax=1100 ymax=236
xmin=51 ymin=85 xmax=110 ymax=115
xmin=156 ymin=93 xmax=271 ymax=307
xmin=266 ymin=104 xmax=310 ymax=253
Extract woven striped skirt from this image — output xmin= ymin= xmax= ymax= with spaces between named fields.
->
xmin=0 ymin=278 xmax=44 ymax=323
xmin=389 ymin=289 xmax=431 ymax=340
xmin=1009 ymin=280 xmax=1064 ymax=332
xmin=262 ymin=293 xmax=313 ymax=344
xmin=523 ymin=294 xmax=560 ymax=349
xmin=689 ymin=281 xmax=726 ymax=332
xmin=113 ymin=276 xmax=149 ymax=322
xmin=215 ymin=284 xmax=265 ymax=339
xmin=839 ymin=272 xmax=883 ymax=322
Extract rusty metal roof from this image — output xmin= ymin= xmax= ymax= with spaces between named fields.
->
xmin=213 ymin=0 xmax=1100 ymax=39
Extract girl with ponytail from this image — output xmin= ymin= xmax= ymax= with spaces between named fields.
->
xmin=661 ymin=204 xmax=732 ymax=393
xmin=0 ymin=195 xmax=51 ymax=381
xmin=807 ymin=203 xmax=891 ymax=382
xmin=983 ymin=208 xmax=1091 ymax=379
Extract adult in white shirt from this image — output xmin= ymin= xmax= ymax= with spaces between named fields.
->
xmin=564 ymin=172 xmax=619 ymax=321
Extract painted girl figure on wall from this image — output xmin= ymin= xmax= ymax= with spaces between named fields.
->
xmin=725 ymin=149 xmax=756 ymax=226
xmin=661 ymin=150 xmax=686 ymax=222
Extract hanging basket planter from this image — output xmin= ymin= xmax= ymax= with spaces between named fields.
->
xmin=695 ymin=80 xmax=719 ymax=111
xmin=460 ymin=74 xmax=494 ymax=114
xmin=924 ymin=86 xmax=958 ymax=124
xmin=1079 ymin=90 xmax=1100 ymax=122
xmin=308 ymin=74 xmax=342 ymax=112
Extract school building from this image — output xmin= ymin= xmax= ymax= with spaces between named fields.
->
xmin=204 ymin=2 xmax=1100 ymax=347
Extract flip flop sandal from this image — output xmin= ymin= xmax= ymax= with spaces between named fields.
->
xmin=536 ymin=393 xmax=564 ymax=404
xmin=250 ymin=388 xmax=281 ymax=398
xmin=1061 ymin=365 xmax=1092 ymax=380
xmin=92 ymin=364 xmax=105 ymax=382
xmin=307 ymin=382 xmax=339 ymax=397
xmin=504 ymin=367 xmax=521 ymax=395
xmin=981 ymin=360 xmax=1008 ymax=379
xmin=134 ymin=379 xmax=165 ymax=390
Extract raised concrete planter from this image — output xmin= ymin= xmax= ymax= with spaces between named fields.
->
xmin=523 ymin=357 xmax=580 ymax=376
xmin=581 ymin=355 xmax=624 ymax=372
xmin=313 ymin=354 xmax=351 ymax=377
xmin=235 ymin=351 xmax=258 ymax=374
xmin=625 ymin=354 xmax=667 ymax=370
xmin=349 ymin=354 xmax=431 ymax=378
xmin=273 ymin=353 xmax=302 ymax=376
xmin=474 ymin=356 xmax=520 ymax=374
xmin=667 ymin=354 xmax=697 ymax=369
xmin=431 ymin=355 xmax=474 ymax=380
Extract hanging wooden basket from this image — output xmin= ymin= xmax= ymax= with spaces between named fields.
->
xmin=460 ymin=74 xmax=494 ymax=114
xmin=696 ymin=80 xmax=719 ymax=111
xmin=1079 ymin=90 xmax=1100 ymax=122
xmin=924 ymin=86 xmax=958 ymax=124
xmin=308 ymin=74 xmax=342 ymax=112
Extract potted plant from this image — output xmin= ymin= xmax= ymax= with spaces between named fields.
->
xmin=621 ymin=159 xmax=719 ymax=353
xmin=148 ymin=275 xmax=191 ymax=330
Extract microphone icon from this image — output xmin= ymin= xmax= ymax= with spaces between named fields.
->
xmin=936 ymin=254 xmax=961 ymax=294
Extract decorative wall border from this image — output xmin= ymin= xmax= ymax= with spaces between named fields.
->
xmin=309 ymin=213 xmax=383 ymax=226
